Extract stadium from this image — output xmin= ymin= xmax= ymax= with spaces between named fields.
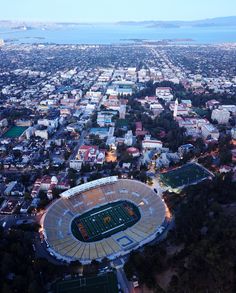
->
xmin=42 ymin=177 xmax=167 ymax=263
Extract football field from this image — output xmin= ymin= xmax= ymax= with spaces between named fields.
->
xmin=160 ymin=163 xmax=212 ymax=189
xmin=71 ymin=200 xmax=140 ymax=242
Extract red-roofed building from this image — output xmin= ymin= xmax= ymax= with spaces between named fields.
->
xmin=31 ymin=175 xmax=70 ymax=199
xmin=127 ymin=147 xmax=140 ymax=157
xmin=76 ymin=145 xmax=106 ymax=165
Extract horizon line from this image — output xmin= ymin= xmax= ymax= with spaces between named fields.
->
xmin=0 ymin=15 xmax=236 ymax=25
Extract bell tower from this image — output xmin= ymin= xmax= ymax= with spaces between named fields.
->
xmin=173 ymin=99 xmax=178 ymax=118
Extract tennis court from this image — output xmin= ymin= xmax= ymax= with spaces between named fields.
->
xmin=71 ymin=200 xmax=140 ymax=242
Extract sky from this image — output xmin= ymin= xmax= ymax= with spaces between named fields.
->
xmin=1 ymin=0 xmax=236 ymax=23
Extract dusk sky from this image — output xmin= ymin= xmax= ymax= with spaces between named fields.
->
xmin=1 ymin=0 xmax=236 ymax=22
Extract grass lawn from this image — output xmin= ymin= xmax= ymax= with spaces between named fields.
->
xmin=160 ymin=163 xmax=212 ymax=189
xmin=3 ymin=126 xmax=28 ymax=138
xmin=71 ymin=200 xmax=140 ymax=242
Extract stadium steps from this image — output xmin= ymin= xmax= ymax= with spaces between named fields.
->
xmin=95 ymin=242 xmax=107 ymax=258
xmin=73 ymin=243 xmax=87 ymax=259
xmin=66 ymin=242 xmax=84 ymax=258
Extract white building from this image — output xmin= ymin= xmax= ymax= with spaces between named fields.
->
xmin=15 ymin=119 xmax=32 ymax=127
xmin=0 ymin=118 xmax=8 ymax=128
xmin=35 ymin=129 xmax=49 ymax=140
xmin=25 ymin=127 xmax=35 ymax=139
xmin=231 ymin=128 xmax=236 ymax=140
xmin=221 ymin=105 xmax=236 ymax=115
xmin=106 ymin=127 xmax=116 ymax=149
xmin=173 ymin=99 xmax=178 ymax=118
xmin=124 ymin=130 xmax=134 ymax=146
xmin=150 ymin=103 xmax=164 ymax=116
xmin=97 ymin=112 xmax=114 ymax=127
xmin=170 ymin=100 xmax=189 ymax=117
xmin=119 ymin=104 xmax=126 ymax=119
xmin=38 ymin=118 xmax=58 ymax=128
xmin=70 ymin=160 xmax=83 ymax=171
xmin=211 ymin=108 xmax=230 ymax=124
xmin=156 ymin=87 xmax=174 ymax=102
xmin=142 ymin=135 xmax=163 ymax=150
xmin=201 ymin=124 xmax=220 ymax=140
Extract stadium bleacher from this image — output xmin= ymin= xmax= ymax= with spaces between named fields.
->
xmin=43 ymin=179 xmax=166 ymax=263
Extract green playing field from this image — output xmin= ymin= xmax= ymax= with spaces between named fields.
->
xmin=3 ymin=126 xmax=28 ymax=138
xmin=53 ymin=271 xmax=118 ymax=293
xmin=71 ymin=200 xmax=140 ymax=242
xmin=160 ymin=163 xmax=212 ymax=189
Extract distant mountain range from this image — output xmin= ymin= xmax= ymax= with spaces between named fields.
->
xmin=0 ymin=16 xmax=236 ymax=30
xmin=117 ymin=16 xmax=236 ymax=28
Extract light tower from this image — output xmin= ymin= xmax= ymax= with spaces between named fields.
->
xmin=173 ymin=98 xmax=178 ymax=118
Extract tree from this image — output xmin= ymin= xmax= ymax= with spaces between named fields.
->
xmin=2 ymin=283 xmax=13 ymax=293
xmin=219 ymin=148 xmax=232 ymax=165
xmin=28 ymin=280 xmax=42 ymax=293
xmin=119 ymin=152 xmax=133 ymax=163
xmin=67 ymin=168 xmax=78 ymax=186
xmin=124 ymin=176 xmax=236 ymax=292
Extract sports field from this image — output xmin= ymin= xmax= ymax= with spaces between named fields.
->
xmin=71 ymin=200 xmax=140 ymax=242
xmin=53 ymin=272 xmax=118 ymax=293
xmin=3 ymin=126 xmax=28 ymax=138
xmin=160 ymin=163 xmax=212 ymax=189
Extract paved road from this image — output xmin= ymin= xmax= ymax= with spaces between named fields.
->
xmin=117 ymin=267 xmax=136 ymax=293
xmin=0 ymin=213 xmax=36 ymax=229
xmin=68 ymin=129 xmax=88 ymax=161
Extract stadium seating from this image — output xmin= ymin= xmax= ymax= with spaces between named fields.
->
xmin=43 ymin=179 xmax=166 ymax=263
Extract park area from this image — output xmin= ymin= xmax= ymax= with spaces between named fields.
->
xmin=160 ymin=163 xmax=213 ymax=189
xmin=2 ymin=126 xmax=28 ymax=138
xmin=71 ymin=200 xmax=141 ymax=242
